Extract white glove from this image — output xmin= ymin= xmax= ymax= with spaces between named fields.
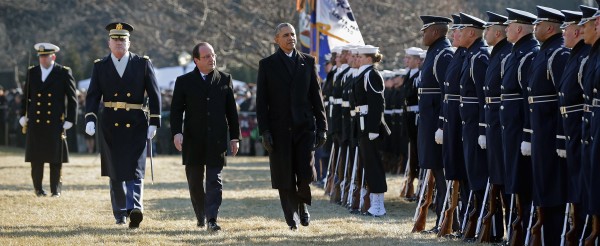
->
xmin=147 ymin=125 xmax=157 ymax=139
xmin=557 ymin=149 xmax=567 ymax=158
xmin=85 ymin=122 xmax=95 ymax=136
xmin=478 ymin=135 xmax=487 ymax=149
xmin=521 ymin=141 xmax=531 ymax=156
xmin=368 ymin=133 xmax=379 ymax=140
xmin=434 ymin=129 xmax=443 ymax=145
xmin=63 ymin=121 xmax=73 ymax=130
xmin=19 ymin=116 xmax=28 ymax=127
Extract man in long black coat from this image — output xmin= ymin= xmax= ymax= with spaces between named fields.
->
xmin=170 ymin=42 xmax=240 ymax=231
xmin=20 ymin=42 xmax=77 ymax=197
xmin=256 ymin=23 xmax=327 ymax=230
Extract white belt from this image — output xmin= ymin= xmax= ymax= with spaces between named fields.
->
xmin=406 ymin=105 xmax=419 ymax=112
xmin=328 ymin=96 xmax=334 ymax=102
xmin=333 ymin=98 xmax=343 ymax=104
xmin=393 ymin=109 xmax=404 ymax=114
xmin=384 ymin=110 xmax=394 ymax=115
xmin=341 ymin=101 xmax=350 ymax=107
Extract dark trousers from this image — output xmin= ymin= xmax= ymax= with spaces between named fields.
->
xmin=31 ymin=162 xmax=62 ymax=194
xmin=278 ymin=181 xmax=311 ymax=227
xmin=109 ymin=178 xmax=143 ymax=221
xmin=542 ymin=204 xmax=567 ymax=246
xmin=358 ymin=135 xmax=387 ymax=193
xmin=185 ymin=164 xmax=223 ymax=222
xmin=431 ymin=167 xmax=447 ymax=226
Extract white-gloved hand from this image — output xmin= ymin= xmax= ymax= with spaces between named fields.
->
xmin=557 ymin=149 xmax=567 ymax=158
xmin=147 ymin=125 xmax=157 ymax=139
xmin=85 ymin=122 xmax=95 ymax=136
xmin=435 ymin=129 xmax=443 ymax=145
xmin=478 ymin=135 xmax=487 ymax=149
xmin=63 ymin=121 xmax=73 ymax=130
xmin=521 ymin=141 xmax=531 ymax=156
xmin=368 ymin=133 xmax=379 ymax=140
xmin=19 ymin=116 xmax=28 ymax=127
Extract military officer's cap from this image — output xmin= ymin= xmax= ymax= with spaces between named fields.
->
xmin=357 ymin=45 xmax=378 ymax=55
xmin=580 ymin=5 xmax=598 ymax=25
xmin=560 ymin=10 xmax=583 ymax=29
xmin=34 ymin=43 xmax=60 ymax=56
xmin=419 ymin=15 xmax=453 ymax=31
xmin=483 ymin=11 xmax=508 ymax=28
xmin=450 ymin=14 xmax=462 ymax=30
xmin=406 ymin=47 xmax=424 ymax=56
xmin=105 ymin=22 xmax=134 ymax=38
xmin=504 ymin=8 xmax=537 ymax=25
xmin=533 ymin=6 xmax=565 ymax=25
xmin=459 ymin=13 xmax=486 ymax=29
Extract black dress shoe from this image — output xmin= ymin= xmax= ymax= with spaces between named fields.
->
xmin=51 ymin=193 xmax=61 ymax=198
xmin=207 ymin=220 xmax=221 ymax=232
xmin=128 ymin=209 xmax=143 ymax=229
xmin=289 ymin=225 xmax=298 ymax=231
xmin=197 ymin=220 xmax=206 ymax=228
xmin=299 ymin=204 xmax=310 ymax=226
xmin=420 ymin=226 xmax=439 ymax=234
xmin=35 ymin=190 xmax=47 ymax=197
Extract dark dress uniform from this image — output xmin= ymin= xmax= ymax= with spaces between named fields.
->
xmin=329 ymin=64 xmax=351 ymax=202
xmin=589 ymin=36 xmax=600 ymax=216
xmin=557 ymin=36 xmax=590 ymax=241
xmin=85 ymin=50 xmax=161 ymax=223
xmin=418 ymin=15 xmax=454 ymax=227
xmin=256 ymin=48 xmax=327 ymax=228
xmin=23 ymin=62 xmax=77 ymax=196
xmin=170 ymin=67 xmax=240 ymax=227
xmin=442 ymin=46 xmax=467 ymax=181
xmin=401 ymin=69 xmax=420 ymax=185
xmin=339 ymin=69 xmax=357 ymax=205
xmin=500 ymin=9 xmax=539 ymax=243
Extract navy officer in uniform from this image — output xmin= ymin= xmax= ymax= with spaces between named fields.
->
xmin=556 ymin=8 xmax=590 ymax=244
xmin=85 ymin=22 xmax=161 ymax=228
xmin=416 ymin=15 xmax=454 ymax=233
xmin=528 ymin=6 xmax=569 ymax=244
xmin=20 ymin=43 xmax=77 ymax=198
xmin=500 ymin=9 xmax=539 ymax=244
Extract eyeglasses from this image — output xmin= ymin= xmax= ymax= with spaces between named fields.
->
xmin=199 ymin=53 xmax=217 ymax=59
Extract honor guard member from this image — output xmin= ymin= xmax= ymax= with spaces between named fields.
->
xmin=319 ymin=47 xmax=338 ymax=185
xmin=586 ymin=3 xmax=600 ymax=243
xmin=528 ymin=6 xmax=569 ymax=243
xmin=417 ymin=15 xmax=454 ymax=233
xmin=500 ymin=9 xmax=539 ymax=244
xmin=20 ymin=43 xmax=77 ymax=197
xmin=457 ymin=13 xmax=490 ymax=241
xmin=556 ymin=8 xmax=590 ymax=244
xmin=391 ymin=70 xmax=409 ymax=174
xmin=85 ymin=22 xmax=161 ymax=228
xmin=481 ymin=11 xmax=513 ymax=240
xmin=401 ymin=47 xmax=423 ymax=201
xmin=435 ymin=15 xmax=468 ymax=237
xmin=353 ymin=45 xmax=390 ymax=217
xmin=382 ymin=71 xmax=397 ymax=172
xmin=329 ymin=45 xmax=352 ymax=203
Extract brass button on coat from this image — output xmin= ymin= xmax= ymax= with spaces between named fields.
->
xmin=115 ymin=123 xmax=119 ymax=127
xmin=126 ymin=124 xmax=130 ymax=128
xmin=48 ymin=93 xmax=52 ymax=97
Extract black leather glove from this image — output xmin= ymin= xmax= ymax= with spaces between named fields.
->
xmin=314 ymin=130 xmax=327 ymax=149
xmin=262 ymin=131 xmax=274 ymax=153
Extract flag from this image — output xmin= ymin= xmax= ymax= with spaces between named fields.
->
xmin=315 ymin=0 xmax=364 ymax=79
xmin=297 ymin=0 xmax=313 ymax=53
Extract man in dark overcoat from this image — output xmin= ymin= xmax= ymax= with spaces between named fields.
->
xmin=171 ymin=42 xmax=240 ymax=232
xmin=84 ymin=22 xmax=161 ymax=228
xmin=256 ymin=23 xmax=327 ymax=230
xmin=20 ymin=42 xmax=77 ymax=197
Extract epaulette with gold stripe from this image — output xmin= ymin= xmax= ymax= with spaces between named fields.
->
xmin=28 ymin=65 xmax=35 ymax=69
xmin=63 ymin=66 xmax=71 ymax=70
xmin=94 ymin=59 xmax=101 ymax=63
xmin=143 ymin=55 xmax=150 ymax=60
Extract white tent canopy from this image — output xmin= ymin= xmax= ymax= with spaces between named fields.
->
xmin=78 ymin=62 xmax=246 ymax=91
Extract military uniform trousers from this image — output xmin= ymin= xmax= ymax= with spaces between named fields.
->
xmin=109 ymin=178 xmax=143 ymax=222
xmin=442 ymin=100 xmax=466 ymax=180
xmin=358 ymin=135 xmax=387 ymax=193
xmin=589 ymin=105 xmax=600 ymax=214
xmin=31 ymin=162 xmax=62 ymax=194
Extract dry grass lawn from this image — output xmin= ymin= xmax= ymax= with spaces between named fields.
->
xmin=0 ymin=146 xmax=468 ymax=245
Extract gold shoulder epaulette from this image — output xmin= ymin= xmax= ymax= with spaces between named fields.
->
xmin=143 ymin=55 xmax=150 ymax=60
xmin=63 ymin=66 xmax=71 ymax=70
xmin=94 ymin=59 xmax=101 ymax=63
xmin=28 ymin=65 xmax=35 ymax=69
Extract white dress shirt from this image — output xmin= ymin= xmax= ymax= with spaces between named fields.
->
xmin=111 ymin=52 xmax=130 ymax=77
xmin=40 ymin=63 xmax=55 ymax=82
